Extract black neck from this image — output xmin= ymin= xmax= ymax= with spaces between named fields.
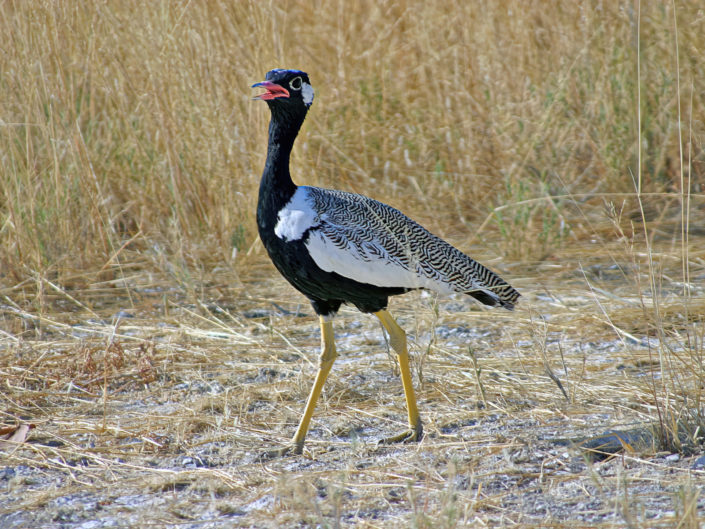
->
xmin=257 ymin=105 xmax=308 ymax=233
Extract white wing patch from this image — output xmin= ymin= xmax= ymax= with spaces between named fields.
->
xmin=305 ymin=229 xmax=456 ymax=294
xmin=274 ymin=187 xmax=318 ymax=241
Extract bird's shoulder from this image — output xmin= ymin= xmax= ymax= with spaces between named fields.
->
xmin=303 ymin=186 xmax=421 ymax=233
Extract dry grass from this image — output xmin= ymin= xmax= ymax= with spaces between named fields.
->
xmin=1 ymin=1 xmax=704 ymax=527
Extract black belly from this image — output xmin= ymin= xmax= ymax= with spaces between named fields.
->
xmin=260 ymin=230 xmax=409 ymax=316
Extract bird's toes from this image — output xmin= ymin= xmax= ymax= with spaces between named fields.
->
xmin=379 ymin=426 xmax=423 ymax=445
xmin=256 ymin=443 xmax=303 ymax=461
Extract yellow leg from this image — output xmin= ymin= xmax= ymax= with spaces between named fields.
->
xmin=375 ymin=310 xmax=423 ymax=444
xmin=287 ymin=316 xmax=338 ymax=454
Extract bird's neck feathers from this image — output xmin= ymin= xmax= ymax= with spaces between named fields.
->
xmin=267 ymin=102 xmax=307 ymax=148
xmin=258 ymin=104 xmax=308 ymax=225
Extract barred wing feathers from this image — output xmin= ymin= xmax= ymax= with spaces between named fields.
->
xmin=299 ymin=187 xmax=519 ymax=309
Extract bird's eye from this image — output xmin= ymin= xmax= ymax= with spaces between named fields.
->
xmin=289 ymin=77 xmax=302 ymax=90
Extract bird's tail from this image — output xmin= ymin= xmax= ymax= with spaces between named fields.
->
xmin=463 ymin=264 xmax=520 ymax=310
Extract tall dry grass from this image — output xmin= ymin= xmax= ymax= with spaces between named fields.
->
xmin=1 ymin=1 xmax=702 ymax=292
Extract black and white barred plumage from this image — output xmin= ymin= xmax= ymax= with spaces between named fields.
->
xmin=276 ymin=186 xmax=519 ymax=310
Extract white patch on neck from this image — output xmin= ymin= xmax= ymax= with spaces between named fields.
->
xmin=301 ymin=82 xmax=314 ymax=106
xmin=274 ymin=187 xmax=318 ymax=241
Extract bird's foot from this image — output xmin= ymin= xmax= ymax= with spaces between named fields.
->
xmin=257 ymin=441 xmax=304 ymax=461
xmin=379 ymin=423 xmax=423 ymax=445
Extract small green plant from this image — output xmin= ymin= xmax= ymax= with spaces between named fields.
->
xmin=230 ymin=224 xmax=247 ymax=256
xmin=492 ymin=168 xmax=569 ymax=261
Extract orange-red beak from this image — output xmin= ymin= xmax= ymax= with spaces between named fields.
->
xmin=252 ymin=81 xmax=290 ymax=100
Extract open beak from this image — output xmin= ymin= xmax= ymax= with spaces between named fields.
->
xmin=252 ymin=80 xmax=290 ymax=100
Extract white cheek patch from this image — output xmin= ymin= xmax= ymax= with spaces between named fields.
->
xmin=274 ymin=187 xmax=318 ymax=241
xmin=301 ymin=82 xmax=314 ymax=106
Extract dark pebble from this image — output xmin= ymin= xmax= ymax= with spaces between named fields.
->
xmin=692 ymin=455 xmax=705 ymax=469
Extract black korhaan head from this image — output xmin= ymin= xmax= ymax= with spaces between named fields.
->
xmin=252 ymin=69 xmax=314 ymax=124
